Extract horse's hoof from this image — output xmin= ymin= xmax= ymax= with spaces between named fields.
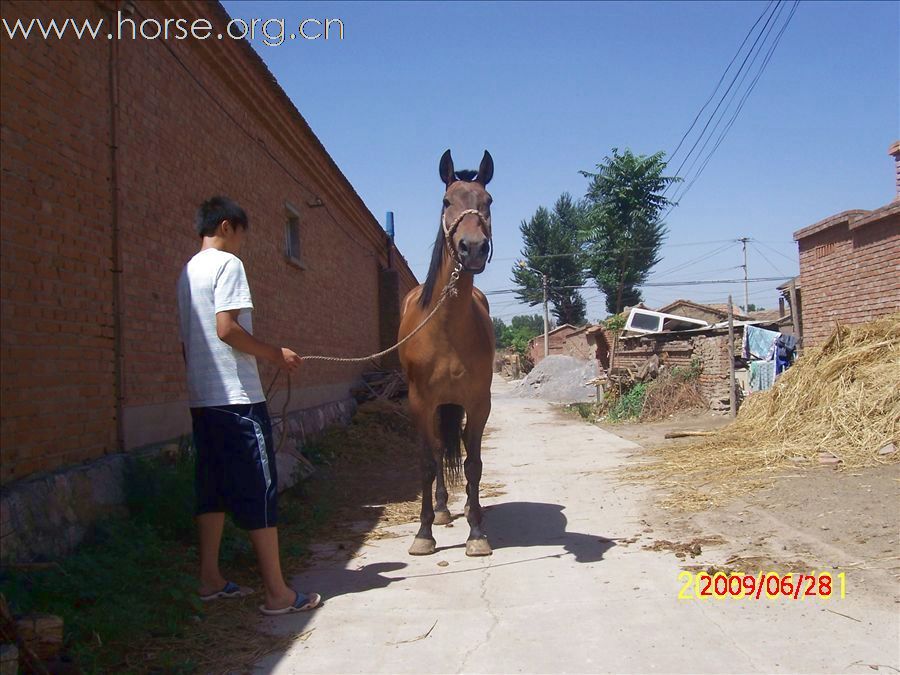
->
xmin=433 ymin=510 xmax=452 ymax=526
xmin=465 ymin=538 xmax=492 ymax=557
xmin=408 ymin=537 xmax=436 ymax=556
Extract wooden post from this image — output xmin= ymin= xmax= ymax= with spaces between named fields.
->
xmin=542 ymin=273 xmax=550 ymax=358
xmin=728 ymin=294 xmax=737 ymax=417
xmin=788 ymin=278 xmax=802 ymax=350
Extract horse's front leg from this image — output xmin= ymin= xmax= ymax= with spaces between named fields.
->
xmin=408 ymin=391 xmax=439 ymax=555
xmin=463 ymin=402 xmax=492 ymax=557
xmin=433 ymin=447 xmax=452 ymax=526
xmin=409 ymin=440 xmax=438 ymax=555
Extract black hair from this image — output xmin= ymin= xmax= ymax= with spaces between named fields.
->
xmin=419 ymin=215 xmax=447 ymax=307
xmin=195 ymin=196 xmax=249 ymax=237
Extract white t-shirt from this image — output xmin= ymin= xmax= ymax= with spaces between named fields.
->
xmin=177 ymin=248 xmax=265 ymax=408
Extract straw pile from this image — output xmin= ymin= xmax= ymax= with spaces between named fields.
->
xmin=639 ymin=372 xmax=706 ymax=421
xmin=626 ymin=314 xmax=900 ymax=510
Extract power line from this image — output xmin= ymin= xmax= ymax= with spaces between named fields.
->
xmin=665 ymin=0 xmax=783 ymax=197
xmin=667 ymin=1 xmax=786 ymax=204
xmin=649 ymin=241 xmax=738 ymax=280
xmin=669 ymin=1 xmax=800 ymax=207
xmin=752 ymin=238 xmax=799 ymax=265
xmin=483 ymin=276 xmax=790 ymax=296
xmin=748 ymin=241 xmax=788 ymax=277
xmin=667 ymin=1 xmax=777 ymax=166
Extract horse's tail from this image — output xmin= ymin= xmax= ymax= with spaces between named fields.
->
xmin=437 ymin=404 xmax=465 ymax=485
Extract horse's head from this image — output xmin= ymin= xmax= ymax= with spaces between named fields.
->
xmin=439 ymin=149 xmax=493 ymax=274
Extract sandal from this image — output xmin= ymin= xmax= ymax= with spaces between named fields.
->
xmin=199 ymin=581 xmax=254 ymax=602
xmin=259 ymin=590 xmax=322 ymax=615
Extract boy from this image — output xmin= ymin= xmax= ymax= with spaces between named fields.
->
xmin=177 ymin=196 xmax=321 ymax=615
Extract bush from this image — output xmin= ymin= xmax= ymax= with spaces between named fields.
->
xmin=607 ymin=382 xmax=648 ymax=421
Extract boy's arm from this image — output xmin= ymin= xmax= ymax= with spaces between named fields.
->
xmin=216 ymin=310 xmax=301 ymax=371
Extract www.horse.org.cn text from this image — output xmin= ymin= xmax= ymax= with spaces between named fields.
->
xmin=1 ymin=11 xmax=345 ymax=46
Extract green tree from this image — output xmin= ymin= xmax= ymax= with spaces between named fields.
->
xmin=511 ymin=314 xmax=544 ymax=334
xmin=511 ymin=194 xmax=588 ymax=325
xmin=492 ymin=317 xmax=507 ymax=346
xmin=580 ymin=149 xmax=679 ymax=314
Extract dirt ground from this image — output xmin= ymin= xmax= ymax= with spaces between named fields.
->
xmin=597 ymin=411 xmax=900 ymax=605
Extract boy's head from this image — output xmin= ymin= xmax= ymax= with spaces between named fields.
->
xmin=195 ymin=196 xmax=248 ymax=253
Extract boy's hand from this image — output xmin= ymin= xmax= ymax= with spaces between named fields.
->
xmin=279 ymin=348 xmax=302 ymax=372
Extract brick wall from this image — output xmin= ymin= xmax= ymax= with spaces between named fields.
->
xmin=1 ymin=0 xmax=117 ymax=483
xmin=561 ymin=331 xmax=595 ymax=361
xmin=0 ymin=0 xmax=417 ymax=484
xmin=795 ymin=211 xmax=899 ymax=348
xmin=529 ymin=327 xmax=576 ymax=364
xmin=616 ymin=331 xmax=738 ymax=410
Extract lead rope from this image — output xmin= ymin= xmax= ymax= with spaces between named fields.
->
xmin=298 ymin=261 xmax=463 ymax=365
xmin=266 ymin=207 xmax=486 ymax=451
xmin=266 ymin=261 xmax=462 ymax=452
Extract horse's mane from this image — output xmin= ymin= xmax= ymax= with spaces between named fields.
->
xmin=419 ymin=212 xmax=448 ymax=308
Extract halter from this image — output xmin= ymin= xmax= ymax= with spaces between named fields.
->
xmin=441 ymin=208 xmax=494 ymax=267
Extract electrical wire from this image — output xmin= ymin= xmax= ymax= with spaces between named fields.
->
xmin=669 ymin=1 xmax=800 ymax=207
xmin=667 ymin=1 xmax=777 ymax=166
xmin=665 ymin=1 xmax=783 ymax=197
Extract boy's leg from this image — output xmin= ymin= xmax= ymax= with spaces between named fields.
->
xmin=192 ymin=407 xmax=229 ymax=594
xmin=248 ymin=527 xmax=296 ymax=609
xmin=197 ymin=512 xmax=228 ymax=594
xmin=226 ymin=403 xmax=318 ymax=610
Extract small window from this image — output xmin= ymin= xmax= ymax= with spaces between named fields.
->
xmin=284 ymin=203 xmax=304 ymax=268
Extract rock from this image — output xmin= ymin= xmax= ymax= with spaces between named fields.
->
xmin=15 ymin=614 xmax=63 ymax=660
xmin=512 ymin=355 xmax=599 ymax=404
xmin=818 ymin=452 xmax=841 ymax=465
xmin=878 ymin=443 xmax=896 ymax=456
xmin=0 ymin=644 xmax=18 ymax=675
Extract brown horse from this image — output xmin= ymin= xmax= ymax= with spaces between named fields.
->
xmin=398 ymin=149 xmax=496 ymax=557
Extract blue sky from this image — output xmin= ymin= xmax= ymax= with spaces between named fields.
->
xmin=224 ymin=0 xmax=898 ymax=321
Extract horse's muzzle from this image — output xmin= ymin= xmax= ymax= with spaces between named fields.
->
xmin=458 ymin=237 xmax=490 ymax=272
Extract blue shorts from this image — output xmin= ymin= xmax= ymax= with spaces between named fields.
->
xmin=191 ymin=402 xmax=278 ymax=530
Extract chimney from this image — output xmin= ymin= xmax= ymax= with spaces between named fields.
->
xmin=890 ymin=141 xmax=900 ymax=200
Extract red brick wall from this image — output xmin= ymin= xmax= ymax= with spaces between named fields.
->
xmin=615 ymin=332 xmax=737 ymax=410
xmin=0 ymin=0 xmax=417 ymax=483
xmin=529 ymin=328 xmax=575 ymax=364
xmin=797 ymin=216 xmax=900 ymax=347
xmin=1 ymin=0 xmax=117 ymax=483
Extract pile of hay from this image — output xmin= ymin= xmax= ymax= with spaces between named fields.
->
xmin=639 ymin=370 xmax=706 ymax=421
xmin=626 ymin=314 xmax=900 ymax=509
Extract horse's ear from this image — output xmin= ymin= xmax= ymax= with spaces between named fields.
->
xmin=439 ymin=149 xmax=455 ymax=186
xmin=476 ymin=150 xmax=494 ymax=186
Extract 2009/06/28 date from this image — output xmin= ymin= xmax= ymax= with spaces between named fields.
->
xmin=678 ymin=571 xmax=846 ymax=600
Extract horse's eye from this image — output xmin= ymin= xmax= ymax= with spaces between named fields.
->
xmin=443 ymin=199 xmax=451 ymax=208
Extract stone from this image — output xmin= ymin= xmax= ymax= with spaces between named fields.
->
xmin=0 ymin=644 xmax=18 ymax=675
xmin=15 ymin=614 xmax=63 ymax=660
xmin=878 ymin=443 xmax=896 ymax=456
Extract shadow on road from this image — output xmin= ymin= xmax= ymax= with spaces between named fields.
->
xmin=436 ymin=501 xmax=616 ymax=563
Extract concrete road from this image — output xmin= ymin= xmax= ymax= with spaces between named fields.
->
xmin=255 ymin=377 xmax=900 ymax=674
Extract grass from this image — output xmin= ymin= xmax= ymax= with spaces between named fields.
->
xmin=0 ymin=398 xmax=421 ymax=673
xmin=0 ymin=445 xmax=333 ymax=673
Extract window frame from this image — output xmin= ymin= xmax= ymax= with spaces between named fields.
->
xmin=284 ymin=201 xmax=305 ymax=270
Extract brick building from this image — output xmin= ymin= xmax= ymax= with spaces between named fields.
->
xmin=792 ymin=143 xmax=900 ymax=347
xmin=615 ymin=329 xmax=739 ymax=412
xmin=527 ymin=324 xmax=578 ymax=364
xmin=1 ymin=1 xmax=417 ymax=557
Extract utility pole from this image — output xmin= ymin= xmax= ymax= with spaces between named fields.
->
xmin=542 ymin=272 xmax=550 ymax=357
xmin=727 ymin=294 xmax=737 ymax=418
xmin=739 ymin=237 xmax=750 ymax=312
